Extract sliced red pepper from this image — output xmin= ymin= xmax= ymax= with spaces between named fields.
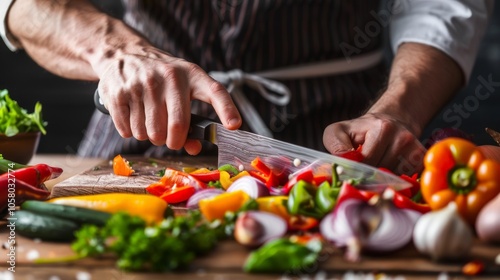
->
xmin=159 ymin=168 xmax=206 ymax=190
xmin=282 ymin=168 xmax=314 ymax=195
xmin=159 ymin=185 xmax=196 ymax=204
xmin=189 ymin=169 xmax=221 ymax=183
xmin=389 ymin=188 xmax=430 ymax=214
xmin=248 ymin=170 xmax=280 ymax=189
xmin=145 ymin=182 xmax=167 ymax=196
xmin=288 ymin=215 xmax=319 ymax=231
xmin=251 ymin=157 xmax=271 ymax=175
xmin=312 ymin=174 xmax=331 ymax=186
xmin=338 ymin=145 xmax=364 ymax=162
xmin=379 ymin=167 xmax=420 ymax=199
xmin=336 ymin=182 xmax=430 ymax=214
xmin=336 ymin=182 xmax=375 ymax=206
xmin=249 ymin=170 xmax=268 ymax=183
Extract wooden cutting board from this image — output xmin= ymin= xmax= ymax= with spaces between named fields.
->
xmin=50 ymin=156 xmax=217 ymax=198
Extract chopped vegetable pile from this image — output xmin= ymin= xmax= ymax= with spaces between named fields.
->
xmin=6 ymin=137 xmax=500 ymax=276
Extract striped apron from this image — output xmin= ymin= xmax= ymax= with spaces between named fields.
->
xmin=78 ymin=0 xmax=387 ymax=158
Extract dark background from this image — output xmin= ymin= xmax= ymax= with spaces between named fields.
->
xmin=1 ymin=2 xmax=499 ymax=154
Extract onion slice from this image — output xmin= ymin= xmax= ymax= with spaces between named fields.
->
xmin=226 ymin=176 xmax=269 ymax=199
xmin=320 ymin=197 xmax=421 ymax=261
xmin=234 ymin=210 xmax=287 ymax=248
xmin=186 ymin=188 xmax=225 ymax=209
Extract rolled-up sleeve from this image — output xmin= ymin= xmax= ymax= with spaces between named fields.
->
xmin=390 ymin=0 xmax=494 ymax=83
xmin=0 ymin=0 xmax=22 ymax=51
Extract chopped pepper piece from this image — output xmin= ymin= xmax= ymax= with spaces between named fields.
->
xmin=112 ymin=155 xmax=134 ymax=176
xmin=199 ymin=190 xmax=250 ymax=221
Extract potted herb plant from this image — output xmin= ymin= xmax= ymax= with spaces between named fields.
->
xmin=0 ymin=89 xmax=47 ymax=164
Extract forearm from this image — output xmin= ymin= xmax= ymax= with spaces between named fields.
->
xmin=367 ymin=43 xmax=463 ymax=137
xmin=8 ymin=0 xmax=147 ymax=81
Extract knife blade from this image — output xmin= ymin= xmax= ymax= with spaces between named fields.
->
xmin=94 ymin=89 xmax=410 ymax=191
xmin=189 ymin=114 xmax=410 ymax=192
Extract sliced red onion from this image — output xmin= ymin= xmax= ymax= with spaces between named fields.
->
xmin=363 ymin=207 xmax=421 ymax=251
xmin=320 ymin=197 xmax=422 ymax=261
xmin=234 ymin=210 xmax=287 ymax=248
xmin=226 ymin=176 xmax=269 ymax=199
xmin=320 ymin=198 xmax=363 ymax=247
xmin=186 ymin=188 xmax=225 ymax=209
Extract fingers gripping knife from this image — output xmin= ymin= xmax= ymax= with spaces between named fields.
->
xmin=94 ymin=89 xmax=411 ymax=192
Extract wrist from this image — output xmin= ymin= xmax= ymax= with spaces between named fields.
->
xmin=366 ymin=85 xmax=424 ymax=137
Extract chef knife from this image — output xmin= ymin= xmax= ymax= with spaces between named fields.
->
xmin=94 ymin=89 xmax=411 ymax=191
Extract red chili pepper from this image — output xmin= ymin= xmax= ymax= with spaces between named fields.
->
xmin=248 ymin=169 xmax=280 ymax=189
xmin=9 ymin=164 xmax=63 ymax=188
xmin=338 ymin=145 xmax=364 ymax=162
xmin=0 ymin=177 xmax=51 ymax=214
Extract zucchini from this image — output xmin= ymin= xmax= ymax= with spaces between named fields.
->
xmin=13 ymin=210 xmax=79 ymax=242
xmin=21 ymin=200 xmax=111 ymax=226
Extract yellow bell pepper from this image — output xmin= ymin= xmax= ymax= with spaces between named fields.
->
xmin=47 ymin=193 xmax=167 ymax=224
xmin=199 ymin=190 xmax=250 ymax=221
xmin=220 ymin=170 xmax=250 ymax=190
xmin=256 ymin=196 xmax=291 ymax=221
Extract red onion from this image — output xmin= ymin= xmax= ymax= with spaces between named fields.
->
xmin=234 ymin=210 xmax=287 ymax=248
xmin=226 ymin=176 xmax=269 ymax=199
xmin=186 ymin=188 xmax=225 ymax=209
xmin=320 ymin=197 xmax=421 ymax=262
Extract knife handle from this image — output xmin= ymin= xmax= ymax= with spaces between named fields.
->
xmin=187 ymin=113 xmax=218 ymax=143
xmin=94 ymin=89 xmax=217 ymax=143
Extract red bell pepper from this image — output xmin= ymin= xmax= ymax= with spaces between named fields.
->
xmin=189 ymin=169 xmax=221 ymax=183
xmin=338 ymin=145 xmax=364 ymax=162
xmin=336 ymin=182 xmax=430 ymax=214
xmin=282 ymin=168 xmax=314 ymax=195
xmin=159 ymin=185 xmax=196 ymax=204
xmin=250 ymin=157 xmax=289 ymax=187
xmin=146 ymin=168 xmax=206 ymax=203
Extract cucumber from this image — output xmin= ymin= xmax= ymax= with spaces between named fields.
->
xmin=13 ymin=210 xmax=79 ymax=242
xmin=21 ymin=200 xmax=111 ymax=226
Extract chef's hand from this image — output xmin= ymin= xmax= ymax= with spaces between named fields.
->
xmin=323 ymin=112 xmax=426 ymax=175
xmin=94 ymin=46 xmax=242 ymax=155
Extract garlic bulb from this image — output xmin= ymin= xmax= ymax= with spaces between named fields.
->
xmin=413 ymin=202 xmax=473 ymax=261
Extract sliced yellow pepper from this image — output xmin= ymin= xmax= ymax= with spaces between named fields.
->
xmin=220 ymin=170 xmax=250 ymax=190
xmin=199 ymin=190 xmax=250 ymax=221
xmin=47 ymin=193 xmax=168 ymax=224
xmin=256 ymin=196 xmax=291 ymax=221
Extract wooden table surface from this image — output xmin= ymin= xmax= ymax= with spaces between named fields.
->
xmin=1 ymin=154 xmax=499 ymax=280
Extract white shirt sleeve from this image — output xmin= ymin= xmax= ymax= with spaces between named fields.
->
xmin=390 ymin=0 xmax=494 ymax=83
xmin=0 ymin=0 xmax=22 ymax=51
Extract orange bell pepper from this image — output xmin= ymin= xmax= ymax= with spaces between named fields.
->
xmin=112 ymin=155 xmax=134 ymax=176
xmin=199 ymin=190 xmax=250 ymax=221
xmin=420 ymin=137 xmax=500 ymax=225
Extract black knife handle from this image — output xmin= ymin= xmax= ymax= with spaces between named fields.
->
xmin=93 ymin=88 xmax=217 ymax=142
xmin=94 ymin=89 xmax=110 ymax=115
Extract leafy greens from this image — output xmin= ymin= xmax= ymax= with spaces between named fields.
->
xmin=0 ymin=89 xmax=47 ymax=136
